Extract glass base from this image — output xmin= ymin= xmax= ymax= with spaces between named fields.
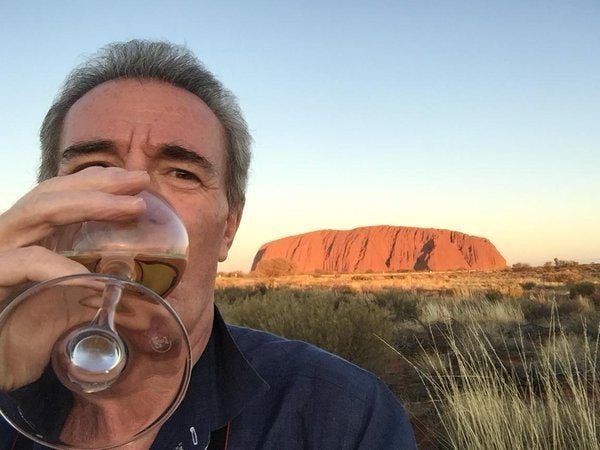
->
xmin=0 ymin=273 xmax=191 ymax=449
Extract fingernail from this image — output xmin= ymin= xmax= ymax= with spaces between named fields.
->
xmin=119 ymin=196 xmax=146 ymax=211
xmin=130 ymin=197 xmax=146 ymax=209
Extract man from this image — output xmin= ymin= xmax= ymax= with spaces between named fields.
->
xmin=0 ymin=40 xmax=416 ymax=449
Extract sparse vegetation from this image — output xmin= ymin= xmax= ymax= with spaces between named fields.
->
xmin=215 ymin=264 xmax=600 ymax=449
xmin=215 ymin=287 xmax=396 ymax=378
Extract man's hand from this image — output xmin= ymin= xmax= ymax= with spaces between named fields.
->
xmin=0 ymin=167 xmax=150 ymax=390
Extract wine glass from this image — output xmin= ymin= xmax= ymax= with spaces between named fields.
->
xmin=0 ymin=191 xmax=192 ymax=449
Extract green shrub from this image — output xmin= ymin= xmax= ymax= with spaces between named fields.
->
xmin=569 ymin=282 xmax=596 ymax=299
xmin=519 ymin=298 xmax=553 ymax=322
xmin=520 ymin=281 xmax=537 ymax=290
xmin=214 ymin=285 xmax=267 ymax=304
xmin=371 ymin=289 xmax=421 ymax=322
xmin=554 ymin=258 xmax=579 ymax=268
xmin=215 ymin=288 xmax=396 ymax=378
xmin=484 ymin=289 xmax=503 ymax=302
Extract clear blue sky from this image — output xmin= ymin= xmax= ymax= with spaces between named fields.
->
xmin=1 ymin=1 xmax=598 ymax=271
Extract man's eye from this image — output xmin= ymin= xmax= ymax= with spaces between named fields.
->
xmin=71 ymin=162 xmax=112 ymax=172
xmin=171 ymin=169 xmax=200 ymax=182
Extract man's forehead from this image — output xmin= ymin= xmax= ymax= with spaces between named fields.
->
xmin=64 ymin=79 xmax=221 ymax=127
xmin=59 ymin=79 xmax=227 ymax=163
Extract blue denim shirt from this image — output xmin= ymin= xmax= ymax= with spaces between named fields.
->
xmin=1 ymin=308 xmax=416 ymax=449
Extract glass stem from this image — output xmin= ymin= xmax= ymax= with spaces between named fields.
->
xmin=90 ymin=257 xmax=135 ymax=331
xmin=90 ymin=283 xmax=122 ymax=331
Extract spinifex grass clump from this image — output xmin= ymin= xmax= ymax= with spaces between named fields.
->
xmin=413 ymin=314 xmax=600 ymax=449
xmin=419 ymin=297 xmax=525 ymax=326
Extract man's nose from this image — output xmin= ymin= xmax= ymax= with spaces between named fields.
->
xmin=122 ymin=125 xmax=153 ymax=172
xmin=123 ymin=152 xmax=149 ymax=172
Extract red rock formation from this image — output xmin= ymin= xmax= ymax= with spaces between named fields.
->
xmin=251 ymin=226 xmax=506 ymax=273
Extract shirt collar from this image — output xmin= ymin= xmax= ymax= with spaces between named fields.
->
xmin=154 ymin=306 xmax=269 ymax=442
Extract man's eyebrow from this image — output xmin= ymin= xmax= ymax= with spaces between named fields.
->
xmin=60 ymin=141 xmax=216 ymax=174
xmin=159 ymin=145 xmax=217 ymax=174
xmin=61 ymin=140 xmax=118 ymax=161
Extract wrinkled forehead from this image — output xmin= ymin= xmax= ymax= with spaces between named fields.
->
xmin=60 ymin=79 xmax=227 ymax=161
xmin=61 ymin=79 xmax=224 ymax=147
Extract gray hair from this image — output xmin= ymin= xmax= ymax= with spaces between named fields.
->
xmin=39 ymin=39 xmax=251 ymax=210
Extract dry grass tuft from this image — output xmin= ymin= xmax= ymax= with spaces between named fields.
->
xmin=400 ymin=302 xmax=600 ymax=449
xmin=419 ymin=298 xmax=524 ymax=325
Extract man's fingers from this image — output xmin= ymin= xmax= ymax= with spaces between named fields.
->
xmin=37 ymin=190 xmax=147 ymax=224
xmin=40 ymin=167 xmax=151 ymax=195
xmin=0 ymin=167 xmax=151 ymax=250
xmin=0 ymin=247 xmax=89 ymax=298
xmin=0 ymin=191 xmax=146 ymax=250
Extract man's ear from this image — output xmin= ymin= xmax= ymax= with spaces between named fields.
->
xmin=218 ymin=203 xmax=244 ymax=262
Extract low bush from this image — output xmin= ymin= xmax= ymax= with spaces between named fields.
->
xmin=215 ymin=287 xmax=396 ymax=378
xmin=254 ymin=257 xmax=296 ymax=277
xmin=371 ymin=289 xmax=421 ymax=322
xmin=520 ymin=281 xmax=537 ymax=290
xmin=215 ymin=284 xmax=267 ymax=304
xmin=512 ymin=262 xmax=531 ymax=271
xmin=569 ymin=282 xmax=596 ymax=299
xmin=484 ymin=289 xmax=503 ymax=302
xmin=520 ymin=297 xmax=553 ymax=322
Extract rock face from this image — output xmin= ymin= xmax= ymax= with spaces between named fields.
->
xmin=251 ymin=226 xmax=506 ymax=273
